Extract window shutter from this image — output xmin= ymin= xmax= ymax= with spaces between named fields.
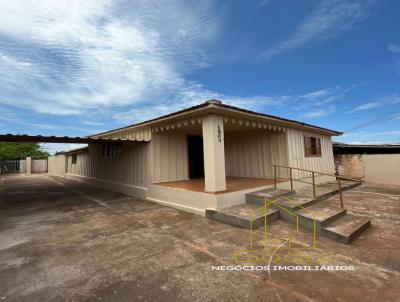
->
xmin=316 ymin=138 xmax=321 ymax=156
xmin=304 ymin=136 xmax=311 ymax=156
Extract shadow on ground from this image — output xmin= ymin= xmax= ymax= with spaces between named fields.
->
xmin=0 ymin=174 xmax=399 ymax=301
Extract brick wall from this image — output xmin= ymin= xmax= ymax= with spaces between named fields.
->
xmin=334 ymin=154 xmax=364 ymax=180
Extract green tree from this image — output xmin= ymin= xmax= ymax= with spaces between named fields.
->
xmin=0 ymin=142 xmax=49 ymax=160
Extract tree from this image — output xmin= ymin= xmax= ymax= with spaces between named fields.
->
xmin=0 ymin=142 xmax=49 ymax=160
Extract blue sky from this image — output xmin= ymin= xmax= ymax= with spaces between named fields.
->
xmin=0 ymin=0 xmax=399 ymax=153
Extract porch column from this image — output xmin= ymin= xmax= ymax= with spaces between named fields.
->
xmin=26 ymin=157 xmax=31 ymax=174
xmin=202 ymin=114 xmax=226 ymax=192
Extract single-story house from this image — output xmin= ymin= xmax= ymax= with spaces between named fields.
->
xmin=51 ymin=100 xmax=341 ymax=215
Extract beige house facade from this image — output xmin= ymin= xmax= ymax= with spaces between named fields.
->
xmin=50 ymin=100 xmax=341 ymax=215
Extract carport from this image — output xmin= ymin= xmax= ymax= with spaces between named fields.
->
xmin=0 ymin=134 xmax=133 ymax=144
xmin=0 ymin=133 xmax=134 ymax=175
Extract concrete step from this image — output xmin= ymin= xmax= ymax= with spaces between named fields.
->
xmin=290 ymin=181 xmax=362 ymax=206
xmin=205 ymin=203 xmax=280 ymax=229
xmin=281 ymin=203 xmax=347 ymax=232
xmin=246 ymin=188 xmax=295 ymax=206
xmin=322 ymin=214 xmax=371 ymax=244
xmin=272 ymin=195 xmax=316 ymax=211
xmin=319 ymin=180 xmax=362 ymax=192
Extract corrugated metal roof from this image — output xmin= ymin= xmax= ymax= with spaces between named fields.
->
xmin=0 ymin=134 xmax=139 ymax=144
xmin=333 ymin=142 xmax=400 ymax=148
xmin=333 ymin=142 xmax=400 ymax=154
xmin=56 ymin=146 xmax=89 ymax=155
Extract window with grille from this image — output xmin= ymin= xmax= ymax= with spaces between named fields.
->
xmin=304 ymin=135 xmax=321 ymax=157
xmin=102 ymin=144 xmax=121 ymax=159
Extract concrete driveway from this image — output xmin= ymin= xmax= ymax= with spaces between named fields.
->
xmin=0 ymin=174 xmax=399 ymax=301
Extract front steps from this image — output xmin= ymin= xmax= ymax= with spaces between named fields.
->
xmin=206 ymin=181 xmax=371 ymax=245
xmin=322 ymin=214 xmax=371 ymax=244
xmin=205 ymin=204 xmax=279 ymax=229
xmin=246 ymin=188 xmax=295 ymax=205
xmin=206 ymin=188 xmax=289 ymax=228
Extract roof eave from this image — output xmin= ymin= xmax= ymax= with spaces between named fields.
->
xmin=90 ymin=101 xmax=342 ymax=138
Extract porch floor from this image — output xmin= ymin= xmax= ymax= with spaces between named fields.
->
xmin=154 ymin=176 xmax=287 ymax=193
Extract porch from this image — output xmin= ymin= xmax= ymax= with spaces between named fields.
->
xmin=154 ymin=176 xmax=288 ymax=193
xmin=150 ymin=104 xmax=290 ymax=196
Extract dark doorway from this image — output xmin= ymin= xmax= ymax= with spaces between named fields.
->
xmin=187 ymin=135 xmax=204 ymax=179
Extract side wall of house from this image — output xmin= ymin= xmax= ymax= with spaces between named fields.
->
xmin=66 ymin=142 xmax=150 ymax=187
xmin=224 ymin=130 xmax=289 ymax=178
xmin=150 ymin=131 xmax=189 ymax=183
xmin=48 ymin=154 xmax=66 ymax=176
xmin=286 ymin=128 xmax=335 ymax=179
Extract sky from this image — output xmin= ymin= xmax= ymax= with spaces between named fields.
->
xmin=0 ymin=0 xmax=399 ymax=153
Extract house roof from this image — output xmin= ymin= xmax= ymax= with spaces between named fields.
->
xmin=57 ymin=146 xmax=89 ymax=155
xmin=91 ymin=100 xmax=342 ymax=138
xmin=333 ymin=142 xmax=400 ymax=154
xmin=0 ymin=134 xmax=136 ymax=143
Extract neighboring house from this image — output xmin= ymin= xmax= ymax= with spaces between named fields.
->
xmin=333 ymin=142 xmax=400 ymax=186
xmin=53 ymin=100 xmax=341 ymax=215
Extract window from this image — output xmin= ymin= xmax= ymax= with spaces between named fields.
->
xmin=71 ymin=154 xmax=77 ymax=164
xmin=304 ymin=135 xmax=321 ymax=157
xmin=102 ymin=144 xmax=121 ymax=159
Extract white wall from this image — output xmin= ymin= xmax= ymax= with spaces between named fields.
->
xmin=363 ymin=154 xmax=400 ymax=185
xmin=286 ymin=128 xmax=335 ymax=179
xmin=48 ymin=154 xmax=66 ymax=176
xmin=67 ymin=142 xmax=150 ymax=186
xmin=224 ymin=130 xmax=288 ymax=178
xmin=150 ymin=131 xmax=189 ymax=183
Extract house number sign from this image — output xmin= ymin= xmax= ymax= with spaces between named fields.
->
xmin=217 ymin=125 xmax=222 ymax=142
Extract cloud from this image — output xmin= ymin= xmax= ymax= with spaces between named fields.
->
xmin=350 ymin=101 xmax=381 ymax=111
xmin=261 ymin=0 xmax=375 ymax=60
xmin=0 ymin=0 xmax=357 ymax=129
xmin=346 ymin=140 xmax=400 ymax=144
xmin=257 ymin=0 xmax=272 ymax=8
xmin=0 ymin=0 xmax=221 ymax=116
xmin=82 ymin=121 xmax=104 ymax=126
xmin=299 ymin=86 xmax=347 ymax=105
xmin=352 ymin=130 xmax=400 ymax=137
xmin=113 ymin=83 xmax=288 ymax=124
xmin=350 ymin=95 xmax=400 ymax=112
xmin=0 ymin=106 xmax=104 ymax=133
xmin=388 ymin=43 xmax=400 ymax=54
xmin=293 ymin=85 xmax=352 ymax=118
xmin=40 ymin=143 xmax=87 ymax=155
xmin=303 ymin=106 xmax=335 ymax=118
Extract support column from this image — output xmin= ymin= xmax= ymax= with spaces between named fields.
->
xmin=202 ymin=114 xmax=226 ymax=192
xmin=26 ymin=157 xmax=31 ymax=174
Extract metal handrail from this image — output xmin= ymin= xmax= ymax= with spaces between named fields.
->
xmin=272 ymin=164 xmax=363 ymax=209
xmin=272 ymin=164 xmax=363 ymax=182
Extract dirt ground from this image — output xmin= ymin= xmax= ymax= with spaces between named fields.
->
xmin=0 ymin=174 xmax=399 ymax=302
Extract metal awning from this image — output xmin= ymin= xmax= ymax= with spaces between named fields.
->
xmin=333 ymin=142 xmax=400 ymax=154
xmin=0 ymin=134 xmax=137 ymax=144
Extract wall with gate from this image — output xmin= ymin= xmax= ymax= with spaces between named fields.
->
xmin=31 ymin=158 xmax=48 ymax=173
xmin=0 ymin=159 xmax=26 ymax=173
xmin=0 ymin=157 xmax=49 ymax=174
